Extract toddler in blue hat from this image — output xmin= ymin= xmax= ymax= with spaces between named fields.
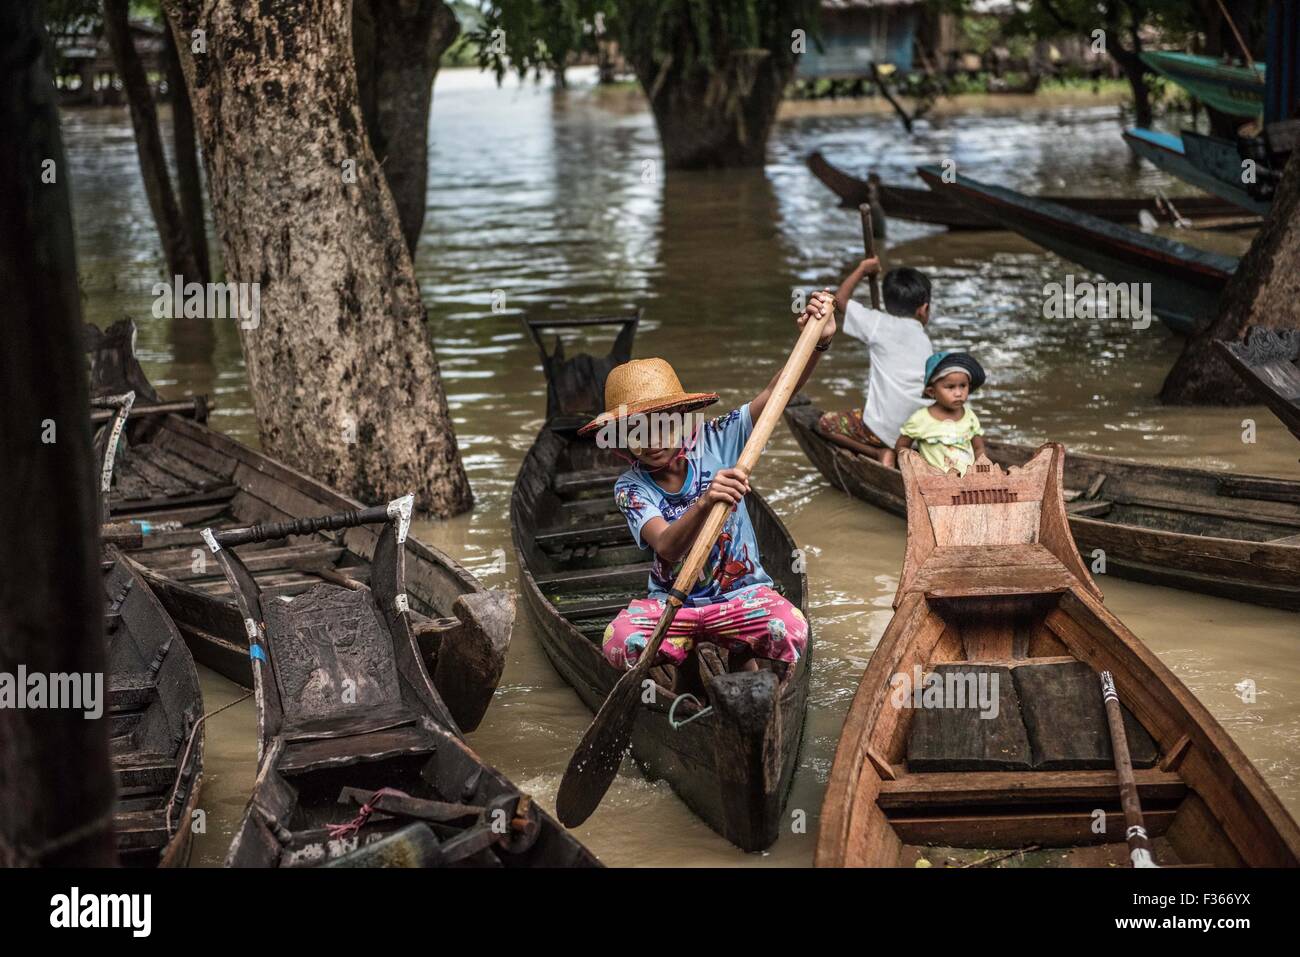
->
xmin=896 ymin=352 xmax=988 ymax=475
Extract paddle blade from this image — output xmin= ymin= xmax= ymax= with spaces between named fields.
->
xmin=555 ymin=664 xmax=646 ymax=827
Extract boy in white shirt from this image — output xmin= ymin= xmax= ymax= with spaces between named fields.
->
xmin=817 ymin=259 xmax=934 ymax=469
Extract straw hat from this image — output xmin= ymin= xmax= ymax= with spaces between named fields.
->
xmin=578 ymin=358 xmax=719 ymax=436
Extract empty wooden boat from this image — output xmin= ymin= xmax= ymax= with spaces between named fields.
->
xmin=210 ymin=503 xmax=598 ymax=868
xmin=103 ymin=550 xmax=204 ymax=867
xmin=806 ymin=150 xmax=1247 ymax=229
xmin=816 ymin=445 xmax=1300 ymax=867
xmin=1215 ymin=327 xmax=1300 ymax=443
xmin=511 ymin=315 xmax=811 ymax=852
xmin=785 ymin=398 xmax=1300 ymax=610
xmin=86 ymin=319 xmax=512 ymax=733
xmin=915 ymin=165 xmax=1239 ymax=335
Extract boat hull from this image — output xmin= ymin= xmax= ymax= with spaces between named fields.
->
xmin=806 ymin=150 xmax=1250 ymax=228
xmin=1124 ymin=128 xmax=1271 ymax=216
xmin=785 ymin=400 xmax=1300 ymax=610
xmin=916 ymin=165 xmax=1239 ymax=335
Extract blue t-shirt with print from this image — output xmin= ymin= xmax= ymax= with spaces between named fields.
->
xmin=613 ymin=405 xmax=773 ymax=605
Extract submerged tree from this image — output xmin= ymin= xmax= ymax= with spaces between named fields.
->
xmin=100 ymin=0 xmax=206 ymax=282
xmin=475 ymin=0 xmax=822 ymax=168
xmin=162 ymin=0 xmax=473 ymax=516
xmin=1160 ymin=149 xmax=1300 ymax=404
xmin=1 ymin=0 xmax=116 ymax=866
xmin=354 ymin=0 xmax=461 ymax=256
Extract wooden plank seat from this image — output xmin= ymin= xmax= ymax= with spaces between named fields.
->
xmin=556 ymin=597 xmax=631 ymax=622
xmin=280 ymin=699 xmax=421 ymax=743
xmin=113 ymin=809 xmax=172 ymax=852
xmin=553 ymin=469 xmax=624 ymax=497
xmin=108 ymin=671 xmax=159 ymax=711
xmin=535 ymin=561 xmax=652 ymax=591
xmin=906 ymin=545 xmax=1078 ymax=599
xmin=877 ymin=768 xmax=1187 ymax=810
xmin=112 ymin=751 xmax=179 ymax=793
xmin=279 ymin=724 xmax=440 ymax=776
xmin=534 ymin=522 xmax=633 ymax=552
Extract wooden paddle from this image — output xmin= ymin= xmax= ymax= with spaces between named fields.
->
xmin=554 ymin=300 xmax=834 ymax=827
xmin=1099 ymin=671 xmax=1159 ymax=868
xmin=858 ymin=203 xmax=882 ymax=310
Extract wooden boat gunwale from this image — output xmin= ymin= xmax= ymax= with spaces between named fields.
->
xmin=815 ymin=444 xmax=1300 ymax=868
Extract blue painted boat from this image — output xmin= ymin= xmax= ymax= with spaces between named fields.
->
xmin=916 ymin=166 xmax=1239 ymax=335
xmin=1122 ymin=128 xmax=1271 ymax=216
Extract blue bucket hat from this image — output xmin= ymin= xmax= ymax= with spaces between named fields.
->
xmin=923 ymin=352 xmax=986 ymax=395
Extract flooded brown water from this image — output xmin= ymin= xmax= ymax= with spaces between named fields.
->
xmin=62 ymin=68 xmax=1298 ymax=866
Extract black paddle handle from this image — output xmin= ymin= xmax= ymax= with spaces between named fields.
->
xmin=214 ymin=504 xmax=392 ymax=547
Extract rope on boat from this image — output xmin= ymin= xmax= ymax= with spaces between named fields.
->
xmin=165 ymin=690 xmax=252 ymax=836
xmin=667 ymin=693 xmax=713 ymax=730
xmin=328 ymin=787 xmax=410 ymax=839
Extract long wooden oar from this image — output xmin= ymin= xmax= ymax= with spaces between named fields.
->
xmin=1099 ymin=671 xmax=1159 ymax=868
xmin=555 ymin=301 xmax=833 ymax=827
xmin=858 ymin=203 xmax=882 ymax=310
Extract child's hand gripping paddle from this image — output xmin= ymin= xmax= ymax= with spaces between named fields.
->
xmin=554 ymin=299 xmax=834 ymax=827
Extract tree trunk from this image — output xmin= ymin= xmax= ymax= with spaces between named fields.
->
xmin=163 ymin=24 xmax=210 ymax=282
xmin=102 ymin=0 xmax=202 ymax=282
xmin=1159 ymin=149 xmax=1300 ymax=403
xmin=353 ymin=0 xmax=459 ymax=257
xmin=0 ymin=0 xmax=117 ymax=866
xmin=163 ymin=0 xmax=473 ymax=517
xmin=629 ymin=54 xmax=794 ymax=169
xmin=1106 ymin=10 xmax=1153 ymax=130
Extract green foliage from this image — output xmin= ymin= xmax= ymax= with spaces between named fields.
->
xmin=472 ymin=0 xmax=821 ymax=84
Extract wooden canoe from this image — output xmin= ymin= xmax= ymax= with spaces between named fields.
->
xmin=1140 ymin=51 xmax=1266 ymax=119
xmin=1123 ymin=127 xmax=1273 ymax=217
xmin=785 ymin=398 xmax=1300 ymax=610
xmin=816 ymin=444 xmax=1300 ymax=867
xmin=103 ymin=550 xmax=205 ymax=867
xmin=511 ymin=314 xmax=811 ymax=852
xmin=210 ymin=505 xmax=599 ymax=867
xmin=806 ymin=150 xmax=1250 ymax=230
xmin=916 ymin=165 xmax=1239 ymax=335
xmin=1215 ymin=327 xmax=1300 ymax=444
xmin=86 ymin=319 xmax=513 ymax=733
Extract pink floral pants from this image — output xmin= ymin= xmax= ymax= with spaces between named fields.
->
xmin=601 ymin=585 xmax=808 ymax=671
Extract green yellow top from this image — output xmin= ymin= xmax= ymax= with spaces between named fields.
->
xmin=900 ymin=405 xmax=983 ymax=475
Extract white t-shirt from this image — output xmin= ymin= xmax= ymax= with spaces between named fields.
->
xmin=841 ymin=300 xmax=932 ymax=447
